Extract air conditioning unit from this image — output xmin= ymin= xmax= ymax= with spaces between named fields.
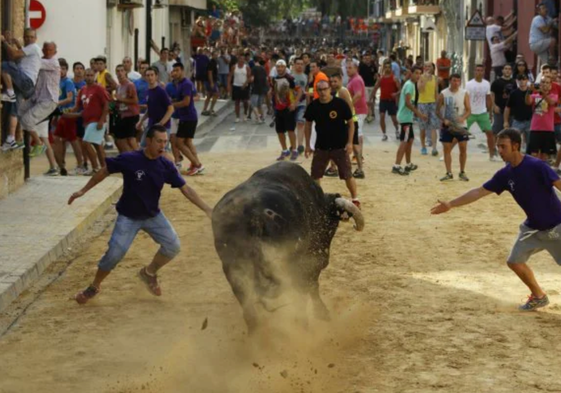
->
xmin=118 ymin=0 xmax=144 ymax=9
xmin=420 ymin=15 xmax=436 ymax=32
xmin=107 ymin=0 xmax=118 ymax=7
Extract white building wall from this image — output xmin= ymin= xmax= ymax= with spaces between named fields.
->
xmin=35 ymin=0 xmax=106 ymax=66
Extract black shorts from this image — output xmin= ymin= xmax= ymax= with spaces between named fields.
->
xmin=399 ymin=123 xmax=414 ymax=142
xmin=232 ymin=86 xmax=249 ymax=101
xmin=274 ymin=109 xmax=296 ymax=134
xmin=440 ymin=126 xmax=470 ymax=143
xmin=311 ymin=149 xmax=352 ymax=180
xmin=195 ymin=74 xmax=207 ymax=82
xmin=113 ymin=115 xmax=139 ymax=140
xmin=76 ymin=118 xmax=85 ymax=139
xmin=353 ymin=121 xmax=359 ymax=145
xmin=527 ymin=131 xmax=557 ymax=155
xmin=379 ymin=99 xmax=397 ymax=116
xmin=176 ymin=120 xmax=198 ymax=139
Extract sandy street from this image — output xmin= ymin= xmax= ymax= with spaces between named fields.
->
xmin=2 ymin=143 xmax=561 ymax=393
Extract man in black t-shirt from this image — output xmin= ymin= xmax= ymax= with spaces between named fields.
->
xmin=202 ymin=50 xmax=219 ymax=116
xmin=304 ymin=80 xmax=360 ymax=208
xmin=359 ymin=53 xmax=378 ymax=123
xmin=490 ymin=64 xmax=516 ymax=136
xmin=504 ymin=73 xmax=533 ymax=149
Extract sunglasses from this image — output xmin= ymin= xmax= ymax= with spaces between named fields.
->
xmin=317 ymin=87 xmax=330 ymax=92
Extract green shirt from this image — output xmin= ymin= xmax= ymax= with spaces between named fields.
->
xmin=397 ymin=80 xmax=417 ymax=123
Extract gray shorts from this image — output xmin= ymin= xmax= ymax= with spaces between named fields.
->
xmin=508 ymin=223 xmax=561 ymax=264
xmin=18 ymin=99 xmax=58 ymax=131
xmin=250 ymin=94 xmax=265 ymax=108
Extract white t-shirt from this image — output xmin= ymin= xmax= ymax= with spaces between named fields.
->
xmin=20 ymin=43 xmax=42 ymax=84
xmin=442 ymin=87 xmax=468 ymax=127
xmin=466 ymin=79 xmax=491 ymax=115
xmin=128 ymin=70 xmax=141 ymax=81
xmin=490 ymin=42 xmax=507 ymax=67
xmin=486 ymin=25 xmax=502 ymax=47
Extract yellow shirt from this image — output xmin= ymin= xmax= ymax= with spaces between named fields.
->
xmin=96 ymin=69 xmax=108 ymax=88
xmin=418 ymin=75 xmax=436 ymax=104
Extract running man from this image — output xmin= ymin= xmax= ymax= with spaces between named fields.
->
xmin=70 ymin=124 xmax=213 ymax=304
xmin=371 ymin=61 xmax=400 ymax=141
xmin=304 ymin=79 xmax=360 ymax=208
xmin=392 ymin=66 xmax=427 ymax=176
xmin=431 ymin=128 xmax=561 ymax=311
xmin=435 ymin=73 xmax=471 ymax=181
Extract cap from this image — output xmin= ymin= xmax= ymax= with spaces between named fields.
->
xmin=276 ymin=59 xmax=287 ymax=67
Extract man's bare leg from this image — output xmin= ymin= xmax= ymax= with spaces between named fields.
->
xmin=508 ymin=262 xmax=546 ymax=298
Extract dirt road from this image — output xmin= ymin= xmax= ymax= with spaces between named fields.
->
xmin=1 ymin=145 xmax=561 ymax=393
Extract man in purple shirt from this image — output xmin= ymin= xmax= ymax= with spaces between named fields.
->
xmin=136 ymin=66 xmax=174 ymax=147
xmin=170 ymin=62 xmax=204 ymax=176
xmin=68 ymin=124 xmax=213 ymax=305
xmin=431 ymin=128 xmax=561 ymax=311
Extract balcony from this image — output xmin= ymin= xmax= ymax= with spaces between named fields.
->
xmin=385 ymin=0 xmax=396 ymax=19
xmin=408 ymin=0 xmax=440 ymax=15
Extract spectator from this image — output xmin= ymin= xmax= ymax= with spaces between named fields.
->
xmin=201 ymin=50 xmax=219 ymax=116
xmin=513 ymin=60 xmax=535 ymax=84
xmin=95 ymin=56 xmax=117 ymax=94
xmin=151 ymin=47 xmax=171 ymax=84
xmin=123 ymin=56 xmax=141 ymax=81
xmin=113 ymin=64 xmax=140 ymax=153
xmin=436 ymin=50 xmax=451 ymax=90
xmin=390 ymin=54 xmax=401 ymax=81
xmin=525 ymin=75 xmax=558 ymax=161
xmin=486 ymin=13 xmax=516 ymax=47
xmin=249 ymin=56 xmax=268 ymax=124
xmin=490 ymin=31 xmax=517 ymax=79
xmin=53 ymin=58 xmax=84 ymax=176
xmin=504 ymin=73 xmax=533 ymax=149
xmin=70 ymin=68 xmax=110 ymax=174
xmin=193 ymin=47 xmax=209 ymax=97
xmin=358 ymin=52 xmax=378 ymax=123
xmin=529 ymin=3 xmax=558 ymax=65
xmin=1 ymin=28 xmax=41 ymax=102
xmin=136 ymin=67 xmax=174 ymax=147
xmin=21 ymin=42 xmax=61 ymax=175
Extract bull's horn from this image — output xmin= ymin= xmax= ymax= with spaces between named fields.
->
xmin=334 ymin=198 xmax=364 ymax=232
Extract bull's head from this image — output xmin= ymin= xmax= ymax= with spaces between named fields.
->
xmin=325 ymin=193 xmax=365 ymax=232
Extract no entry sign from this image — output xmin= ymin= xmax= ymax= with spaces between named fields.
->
xmin=29 ymin=0 xmax=46 ymax=30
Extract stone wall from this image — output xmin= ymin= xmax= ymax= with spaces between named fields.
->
xmin=0 ymin=0 xmax=28 ymax=199
xmin=0 ymin=150 xmax=25 ymax=199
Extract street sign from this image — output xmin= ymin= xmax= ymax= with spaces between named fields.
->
xmin=29 ymin=0 xmax=46 ymax=30
xmin=465 ymin=9 xmax=485 ymax=41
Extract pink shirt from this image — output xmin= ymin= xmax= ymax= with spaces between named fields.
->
xmin=530 ymin=93 xmax=558 ymax=132
xmin=347 ymin=74 xmax=368 ymax=115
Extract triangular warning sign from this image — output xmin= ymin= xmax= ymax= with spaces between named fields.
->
xmin=467 ymin=10 xmax=485 ymax=27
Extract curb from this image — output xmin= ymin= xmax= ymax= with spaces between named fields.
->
xmin=194 ymin=100 xmax=234 ymax=140
xmin=0 ymin=181 xmax=123 ymax=313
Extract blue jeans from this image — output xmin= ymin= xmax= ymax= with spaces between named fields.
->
xmin=512 ymin=119 xmax=531 ymax=143
xmin=98 ymin=212 xmax=181 ymax=271
xmin=2 ymin=61 xmax=34 ymax=99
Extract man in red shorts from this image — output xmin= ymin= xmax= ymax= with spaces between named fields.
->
xmin=54 ymin=58 xmax=85 ymax=176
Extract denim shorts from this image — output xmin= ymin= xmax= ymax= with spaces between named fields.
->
xmin=1 ymin=61 xmax=34 ymax=99
xmin=295 ymin=105 xmax=306 ymax=124
xmin=98 ymin=212 xmax=181 ymax=271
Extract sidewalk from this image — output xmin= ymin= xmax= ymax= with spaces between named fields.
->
xmin=0 ymin=99 xmax=233 ymax=312
xmin=0 ymin=176 xmax=122 ymax=313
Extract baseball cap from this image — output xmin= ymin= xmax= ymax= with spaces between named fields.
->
xmin=276 ymin=59 xmax=287 ymax=67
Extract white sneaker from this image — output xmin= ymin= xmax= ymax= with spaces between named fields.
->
xmin=235 ymin=118 xmax=240 ymax=123
xmin=439 ymin=156 xmax=444 ymax=162
xmin=1 ymin=92 xmax=16 ymax=102
xmin=490 ymin=156 xmax=500 ymax=162
xmin=72 ymin=166 xmax=87 ymax=176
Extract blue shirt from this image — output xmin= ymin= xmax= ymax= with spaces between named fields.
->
xmin=391 ymin=61 xmax=401 ymax=80
xmin=59 ymin=76 xmax=76 ymax=109
xmin=483 ymin=155 xmax=561 ymax=230
xmin=529 ymin=15 xmax=553 ymax=45
xmin=73 ymin=78 xmax=86 ymax=92
xmin=173 ymin=78 xmax=197 ymax=122
xmin=134 ymin=78 xmax=149 ymax=106
xmin=106 ymin=150 xmax=186 ymax=220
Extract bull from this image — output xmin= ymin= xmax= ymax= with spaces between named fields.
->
xmin=212 ymin=162 xmax=364 ymax=333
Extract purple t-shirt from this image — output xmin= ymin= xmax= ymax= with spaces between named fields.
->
xmin=174 ymin=78 xmax=198 ymax=122
xmin=106 ymin=150 xmax=186 ymax=219
xmin=483 ymin=155 xmax=561 ymax=230
xmin=147 ymin=85 xmax=172 ymax=128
